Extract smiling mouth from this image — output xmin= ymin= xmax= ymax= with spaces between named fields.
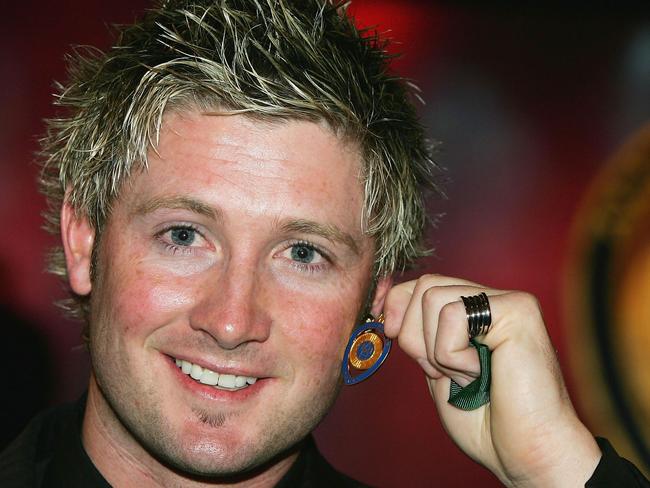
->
xmin=174 ymin=358 xmax=258 ymax=391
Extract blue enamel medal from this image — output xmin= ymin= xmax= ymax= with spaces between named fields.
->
xmin=341 ymin=315 xmax=392 ymax=385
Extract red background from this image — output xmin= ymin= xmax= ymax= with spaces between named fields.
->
xmin=1 ymin=1 xmax=649 ymax=486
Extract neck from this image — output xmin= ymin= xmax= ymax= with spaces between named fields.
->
xmin=81 ymin=375 xmax=299 ymax=487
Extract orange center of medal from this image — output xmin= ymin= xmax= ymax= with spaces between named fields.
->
xmin=349 ymin=331 xmax=383 ymax=370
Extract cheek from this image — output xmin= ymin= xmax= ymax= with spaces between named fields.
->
xmin=279 ymin=290 xmax=361 ymax=371
xmin=100 ymin=260 xmax=199 ymax=338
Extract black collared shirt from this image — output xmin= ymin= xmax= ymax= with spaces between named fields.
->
xmin=0 ymin=397 xmax=366 ymax=487
xmin=1 ymin=398 xmax=648 ymax=487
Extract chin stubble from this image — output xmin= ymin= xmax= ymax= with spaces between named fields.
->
xmin=193 ymin=407 xmax=228 ymax=428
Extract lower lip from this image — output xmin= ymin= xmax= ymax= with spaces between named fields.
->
xmin=166 ymin=356 xmax=267 ymax=402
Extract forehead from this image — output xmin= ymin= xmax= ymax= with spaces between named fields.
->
xmin=121 ymin=110 xmax=368 ymax=238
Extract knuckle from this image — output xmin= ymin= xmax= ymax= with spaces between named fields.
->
xmin=414 ymin=274 xmax=436 ymax=292
xmin=421 ymin=286 xmax=439 ymax=309
xmin=427 ymin=348 xmax=438 ymax=366
xmin=397 ymin=333 xmax=417 ymax=357
xmin=509 ymin=291 xmax=542 ymax=318
xmin=438 ymin=301 xmax=458 ymax=324
xmin=433 ymin=344 xmax=450 ymax=366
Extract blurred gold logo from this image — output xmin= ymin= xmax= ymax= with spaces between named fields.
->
xmin=567 ymin=123 xmax=650 ymax=475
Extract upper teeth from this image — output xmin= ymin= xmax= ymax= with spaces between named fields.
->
xmin=175 ymin=359 xmax=258 ymax=390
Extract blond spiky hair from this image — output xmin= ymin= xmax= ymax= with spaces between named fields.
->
xmin=40 ymin=0 xmax=441 ymax=320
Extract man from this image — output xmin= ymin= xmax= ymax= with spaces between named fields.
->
xmin=1 ymin=0 xmax=647 ymax=486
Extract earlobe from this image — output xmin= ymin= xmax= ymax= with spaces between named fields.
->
xmin=370 ymin=275 xmax=393 ymax=318
xmin=60 ymin=202 xmax=95 ymax=296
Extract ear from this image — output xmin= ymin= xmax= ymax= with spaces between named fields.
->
xmin=370 ymin=275 xmax=393 ymax=318
xmin=60 ymin=201 xmax=95 ymax=296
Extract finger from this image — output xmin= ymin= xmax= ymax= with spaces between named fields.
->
xmin=432 ymin=299 xmax=482 ymax=385
xmin=383 ymin=274 xmax=481 ymax=338
xmin=388 ymin=277 xmax=473 ymax=377
xmin=382 ymin=280 xmax=416 ymax=339
xmin=386 ymin=277 xmax=438 ymax=377
xmin=422 ymin=286 xmax=485 ymax=384
xmin=424 ymin=286 xmax=512 ymax=383
xmin=476 ymin=291 xmax=543 ymax=352
xmin=383 ymin=275 xmax=496 ymax=381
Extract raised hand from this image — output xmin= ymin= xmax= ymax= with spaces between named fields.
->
xmin=383 ymin=274 xmax=601 ymax=487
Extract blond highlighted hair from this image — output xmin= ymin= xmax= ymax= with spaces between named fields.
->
xmin=40 ymin=0 xmax=441 ymax=320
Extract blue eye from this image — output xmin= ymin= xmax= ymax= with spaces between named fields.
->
xmin=291 ymin=244 xmax=315 ymax=263
xmin=170 ymin=228 xmax=196 ymax=246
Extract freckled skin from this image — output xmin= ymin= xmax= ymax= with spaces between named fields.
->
xmin=80 ymin=111 xmax=383 ymax=485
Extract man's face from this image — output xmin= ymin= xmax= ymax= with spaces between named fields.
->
xmin=82 ymin=111 xmax=380 ymax=476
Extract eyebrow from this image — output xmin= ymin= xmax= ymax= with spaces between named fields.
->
xmin=131 ymin=196 xmax=221 ymax=221
xmin=280 ymin=219 xmax=361 ymax=255
xmin=131 ymin=196 xmax=362 ymax=254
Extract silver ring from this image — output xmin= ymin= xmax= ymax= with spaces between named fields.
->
xmin=461 ymin=292 xmax=492 ymax=338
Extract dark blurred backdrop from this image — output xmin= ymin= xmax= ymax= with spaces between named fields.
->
xmin=2 ymin=1 xmax=649 ymax=486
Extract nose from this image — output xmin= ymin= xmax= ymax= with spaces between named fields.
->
xmin=189 ymin=260 xmax=272 ymax=350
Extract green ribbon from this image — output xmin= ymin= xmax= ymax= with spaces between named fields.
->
xmin=448 ymin=338 xmax=491 ymax=410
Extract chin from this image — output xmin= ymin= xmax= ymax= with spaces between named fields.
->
xmin=144 ymin=427 xmax=303 ymax=481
